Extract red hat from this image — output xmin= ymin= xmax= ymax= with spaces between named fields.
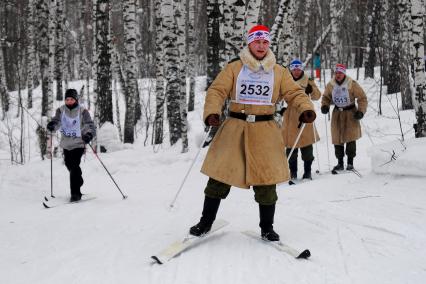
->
xmin=247 ymin=25 xmax=271 ymax=45
xmin=335 ymin=64 xmax=346 ymax=74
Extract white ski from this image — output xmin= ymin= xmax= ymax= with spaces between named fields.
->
xmin=151 ymin=219 xmax=229 ymax=264
xmin=43 ymin=195 xmax=96 ymax=208
xmin=242 ymin=230 xmax=311 ymax=259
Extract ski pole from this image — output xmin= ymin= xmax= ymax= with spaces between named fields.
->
xmin=312 ymin=122 xmax=321 ymax=173
xmin=324 ymin=114 xmax=331 ymax=171
xmin=50 ymin=131 xmax=55 ymax=198
xmin=169 ymin=128 xmax=211 ymax=209
xmin=287 ymin=122 xmax=306 ymax=163
xmin=88 ymin=144 xmax=127 ymax=199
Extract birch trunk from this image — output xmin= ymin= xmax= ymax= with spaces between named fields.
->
xmin=411 ymin=0 xmax=426 ymax=137
xmin=55 ymin=0 xmax=65 ymax=101
xmin=329 ymin=0 xmax=340 ymax=69
xmin=399 ymin=0 xmax=413 ymax=109
xmin=175 ymin=0 xmax=188 ymax=152
xmin=186 ymin=0 xmax=196 ymax=112
xmin=206 ymin=0 xmax=224 ymax=88
xmin=26 ymin=0 xmax=37 ymax=109
xmin=364 ymin=0 xmax=378 ymax=79
xmin=96 ymin=0 xmax=113 ymax=124
xmin=278 ymin=0 xmax=295 ymax=65
xmin=270 ymin=0 xmax=288 ymax=55
xmin=153 ymin=0 xmax=165 ymax=144
xmin=122 ymin=0 xmax=138 ymax=143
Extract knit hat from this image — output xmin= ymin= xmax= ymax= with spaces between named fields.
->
xmin=335 ymin=64 xmax=346 ymax=74
xmin=247 ymin=25 xmax=271 ymax=45
xmin=65 ymin=89 xmax=78 ymax=101
xmin=289 ymin=59 xmax=304 ymax=71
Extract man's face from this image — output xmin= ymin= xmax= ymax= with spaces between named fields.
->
xmin=65 ymin=97 xmax=77 ymax=106
xmin=335 ymin=71 xmax=345 ymax=82
xmin=291 ymin=68 xmax=303 ymax=79
xmin=248 ymin=39 xmax=270 ymax=60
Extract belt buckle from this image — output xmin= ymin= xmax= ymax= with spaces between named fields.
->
xmin=338 ymin=107 xmax=343 ymax=112
xmin=246 ymin=114 xmax=256 ymax=122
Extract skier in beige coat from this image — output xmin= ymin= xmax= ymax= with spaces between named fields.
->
xmin=281 ymin=59 xmax=321 ymax=181
xmin=189 ymin=25 xmax=316 ymax=241
xmin=321 ymin=64 xmax=368 ymax=171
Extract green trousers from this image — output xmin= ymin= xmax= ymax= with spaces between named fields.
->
xmin=286 ymin=144 xmax=314 ymax=164
xmin=204 ymin=178 xmax=277 ymax=206
xmin=334 ymin=140 xmax=356 ymax=159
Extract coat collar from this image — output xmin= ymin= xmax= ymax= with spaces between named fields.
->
xmin=239 ymin=47 xmax=276 ymax=72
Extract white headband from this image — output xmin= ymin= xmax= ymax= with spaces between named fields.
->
xmin=247 ymin=30 xmax=271 ymax=45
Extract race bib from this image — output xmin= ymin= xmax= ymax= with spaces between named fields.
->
xmin=60 ymin=107 xmax=82 ymax=138
xmin=332 ymin=83 xmax=351 ymax=107
xmin=235 ymin=65 xmax=274 ymax=105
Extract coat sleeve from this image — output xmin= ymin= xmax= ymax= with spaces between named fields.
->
xmin=50 ymin=108 xmax=62 ymax=131
xmin=203 ymin=63 xmax=235 ymax=122
xmin=308 ymin=79 xmax=321 ymax=101
xmin=280 ymin=68 xmax=314 ymax=117
xmin=321 ymin=83 xmax=333 ymax=107
xmin=352 ymin=81 xmax=368 ymax=114
xmin=81 ymin=109 xmax=96 ymax=137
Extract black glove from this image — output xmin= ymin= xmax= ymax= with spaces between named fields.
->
xmin=305 ymin=84 xmax=313 ymax=94
xmin=321 ymin=105 xmax=329 ymax=114
xmin=299 ymin=110 xmax=316 ymax=123
xmin=354 ymin=111 xmax=364 ymax=120
xmin=46 ymin=121 xmax=56 ymax=132
xmin=205 ymin=114 xmax=220 ymax=127
xmin=279 ymin=107 xmax=287 ymax=116
xmin=82 ymin=133 xmax=93 ymax=144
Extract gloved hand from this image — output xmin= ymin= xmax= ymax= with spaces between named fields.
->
xmin=299 ymin=110 xmax=316 ymax=123
xmin=305 ymin=84 xmax=313 ymax=94
xmin=353 ymin=111 xmax=364 ymax=120
xmin=46 ymin=121 xmax=56 ymax=132
xmin=321 ymin=105 xmax=329 ymax=114
xmin=205 ymin=114 xmax=220 ymax=127
xmin=82 ymin=133 xmax=93 ymax=144
xmin=279 ymin=107 xmax=287 ymax=116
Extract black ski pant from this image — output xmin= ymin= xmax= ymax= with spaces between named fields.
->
xmin=334 ymin=141 xmax=356 ymax=159
xmin=63 ymin=148 xmax=85 ymax=197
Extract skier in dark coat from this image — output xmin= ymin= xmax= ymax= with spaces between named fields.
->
xmin=46 ymin=89 xmax=96 ymax=201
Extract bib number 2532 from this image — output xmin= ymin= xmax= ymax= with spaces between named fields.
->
xmin=240 ymin=84 xmax=270 ymax=96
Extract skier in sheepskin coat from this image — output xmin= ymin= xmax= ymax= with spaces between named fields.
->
xmin=281 ymin=59 xmax=321 ymax=181
xmin=321 ymin=64 xmax=368 ymax=171
xmin=189 ymin=25 xmax=316 ymax=242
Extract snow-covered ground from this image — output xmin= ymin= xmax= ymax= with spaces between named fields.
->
xmin=1 ymin=68 xmax=425 ymax=284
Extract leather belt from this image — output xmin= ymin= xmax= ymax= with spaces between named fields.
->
xmin=229 ymin=112 xmax=274 ymax=122
xmin=335 ymin=104 xmax=355 ymax=111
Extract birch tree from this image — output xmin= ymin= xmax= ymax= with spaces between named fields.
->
xmin=186 ymin=0 xmax=196 ymax=112
xmin=122 ymin=0 xmax=138 ymax=143
xmin=0 ymin=37 xmax=8 ymax=118
xmin=364 ymin=0 xmax=379 ymax=78
xmin=387 ymin=0 xmax=401 ymax=94
xmin=153 ymin=0 xmax=165 ymax=144
xmin=162 ymin=0 xmax=181 ymax=145
xmin=270 ymin=0 xmax=289 ymax=56
xmin=329 ymin=0 xmax=340 ymax=69
xmin=277 ymin=0 xmax=295 ymax=65
xmin=96 ymin=0 xmax=113 ymax=125
xmin=206 ymin=0 xmax=224 ymax=87
xmin=245 ymin=0 xmax=262 ymax=30
xmin=411 ymin=0 xmax=426 ymax=137
xmin=26 ymin=0 xmax=37 ymax=109
xmin=37 ymin=0 xmax=50 ymax=116
xmin=398 ymin=0 xmax=413 ymax=109
xmin=55 ymin=0 xmax=65 ymax=101
xmin=46 ymin=0 xmax=55 ymax=114
xmin=175 ymin=0 xmax=188 ymax=151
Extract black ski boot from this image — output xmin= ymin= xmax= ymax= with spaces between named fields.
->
xmin=332 ymin=158 xmax=344 ymax=172
xmin=346 ymin=157 xmax=354 ymax=170
xmin=302 ymin=160 xmax=313 ymax=180
xmin=289 ymin=159 xmax=297 ymax=180
xmin=259 ymin=204 xmax=280 ymax=241
xmin=70 ymin=194 xmax=82 ymax=202
xmin=189 ymin=196 xmax=221 ymax=236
